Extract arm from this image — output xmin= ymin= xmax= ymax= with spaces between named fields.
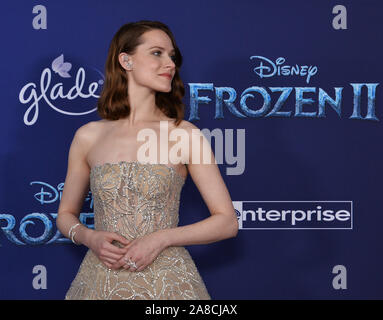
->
xmin=56 ymin=123 xmax=95 ymax=246
xmin=56 ymin=123 xmax=129 ymax=269
xmin=111 ymin=121 xmax=238 ymax=272
xmin=159 ymin=122 xmax=239 ymax=248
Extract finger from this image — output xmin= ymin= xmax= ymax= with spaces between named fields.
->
xmin=103 ymin=242 xmax=130 ymax=256
xmin=113 ymin=256 xmax=131 ymax=270
xmin=108 ymin=233 xmax=131 ymax=246
xmin=119 ymin=257 xmax=135 ymax=270
xmin=131 ymin=263 xmax=143 ymax=272
xmin=100 ymin=254 xmax=120 ymax=265
xmin=101 ymin=250 xmax=126 ymax=261
xmin=135 ymin=259 xmax=146 ymax=272
xmin=136 ymin=265 xmax=145 ymax=272
xmin=127 ymin=265 xmax=138 ymax=272
xmin=120 ymin=257 xmax=137 ymax=271
xmin=132 ymin=264 xmax=141 ymax=272
xmin=107 ymin=262 xmax=120 ymax=270
xmin=121 ymin=238 xmax=136 ymax=249
xmin=111 ymin=260 xmax=125 ymax=270
xmin=127 ymin=258 xmax=141 ymax=272
xmin=113 ymin=245 xmax=135 ymax=268
xmin=105 ymin=258 xmax=126 ymax=270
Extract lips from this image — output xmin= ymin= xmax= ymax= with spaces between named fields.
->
xmin=159 ymin=73 xmax=172 ymax=79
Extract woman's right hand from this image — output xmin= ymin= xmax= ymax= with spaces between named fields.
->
xmin=86 ymin=230 xmax=131 ymax=270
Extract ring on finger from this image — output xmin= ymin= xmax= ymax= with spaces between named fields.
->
xmin=124 ymin=257 xmax=137 ymax=269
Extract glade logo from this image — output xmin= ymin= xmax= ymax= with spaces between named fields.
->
xmin=18 ymin=54 xmax=104 ymax=126
xmin=233 ymin=201 xmax=352 ymax=230
xmin=250 ymin=56 xmax=318 ymax=84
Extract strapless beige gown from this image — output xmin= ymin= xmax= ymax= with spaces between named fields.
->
xmin=65 ymin=161 xmax=211 ymax=300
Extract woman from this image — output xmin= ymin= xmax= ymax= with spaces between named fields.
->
xmin=57 ymin=20 xmax=238 ymax=300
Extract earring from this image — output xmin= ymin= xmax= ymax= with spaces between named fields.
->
xmin=123 ymin=55 xmax=132 ymax=70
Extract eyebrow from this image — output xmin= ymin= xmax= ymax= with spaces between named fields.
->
xmin=148 ymin=46 xmax=176 ymax=54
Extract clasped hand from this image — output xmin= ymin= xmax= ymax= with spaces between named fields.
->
xmin=88 ymin=230 xmax=166 ymax=272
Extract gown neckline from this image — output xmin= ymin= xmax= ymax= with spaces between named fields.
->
xmin=90 ymin=160 xmax=187 ymax=183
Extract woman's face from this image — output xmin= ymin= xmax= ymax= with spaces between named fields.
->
xmin=121 ymin=29 xmax=177 ymax=93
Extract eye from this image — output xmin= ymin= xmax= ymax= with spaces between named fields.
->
xmin=153 ymin=51 xmax=176 ymax=63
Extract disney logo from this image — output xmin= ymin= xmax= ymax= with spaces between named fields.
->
xmin=30 ymin=181 xmax=93 ymax=207
xmin=19 ymin=54 xmax=104 ymax=126
xmin=250 ymin=56 xmax=318 ymax=84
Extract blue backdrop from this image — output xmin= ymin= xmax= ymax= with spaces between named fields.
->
xmin=1 ymin=0 xmax=382 ymax=299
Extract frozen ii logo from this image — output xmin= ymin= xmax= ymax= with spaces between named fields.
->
xmin=0 ymin=181 xmax=94 ymax=245
xmin=188 ymin=55 xmax=379 ymax=122
xmin=18 ymin=54 xmax=104 ymax=126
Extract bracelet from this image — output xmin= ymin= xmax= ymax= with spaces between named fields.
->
xmin=68 ymin=223 xmax=81 ymax=245
xmin=71 ymin=230 xmax=80 ymax=245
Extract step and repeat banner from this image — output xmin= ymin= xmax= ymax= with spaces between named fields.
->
xmin=1 ymin=0 xmax=382 ymax=299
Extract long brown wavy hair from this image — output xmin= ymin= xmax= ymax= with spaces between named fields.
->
xmin=97 ymin=20 xmax=185 ymax=126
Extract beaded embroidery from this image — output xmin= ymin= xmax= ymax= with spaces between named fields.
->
xmin=65 ymin=161 xmax=211 ymax=300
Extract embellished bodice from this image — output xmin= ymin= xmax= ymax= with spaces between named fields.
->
xmin=65 ymin=161 xmax=211 ymax=300
xmin=90 ymin=161 xmax=186 ymax=241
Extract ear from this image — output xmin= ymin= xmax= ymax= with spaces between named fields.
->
xmin=118 ymin=53 xmax=132 ymax=70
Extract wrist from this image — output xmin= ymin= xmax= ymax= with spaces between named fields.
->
xmin=75 ymin=225 xmax=95 ymax=247
xmin=157 ymin=228 xmax=172 ymax=249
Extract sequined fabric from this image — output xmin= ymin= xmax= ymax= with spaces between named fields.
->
xmin=65 ymin=161 xmax=211 ymax=300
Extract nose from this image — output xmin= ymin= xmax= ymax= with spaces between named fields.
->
xmin=165 ymin=55 xmax=176 ymax=70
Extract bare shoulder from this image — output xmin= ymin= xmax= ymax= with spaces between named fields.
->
xmin=171 ymin=120 xmax=205 ymax=145
xmin=179 ymin=120 xmax=206 ymax=143
xmin=174 ymin=120 xmax=214 ymax=165
xmin=76 ymin=119 xmax=107 ymax=136
xmin=175 ymin=119 xmax=201 ymax=133
xmin=73 ymin=120 xmax=106 ymax=149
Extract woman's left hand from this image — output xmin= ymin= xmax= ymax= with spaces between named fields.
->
xmin=111 ymin=231 xmax=167 ymax=272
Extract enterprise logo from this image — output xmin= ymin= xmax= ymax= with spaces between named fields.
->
xmin=233 ymin=201 xmax=353 ymax=230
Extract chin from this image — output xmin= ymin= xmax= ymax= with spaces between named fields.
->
xmin=155 ymin=86 xmax=172 ymax=93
